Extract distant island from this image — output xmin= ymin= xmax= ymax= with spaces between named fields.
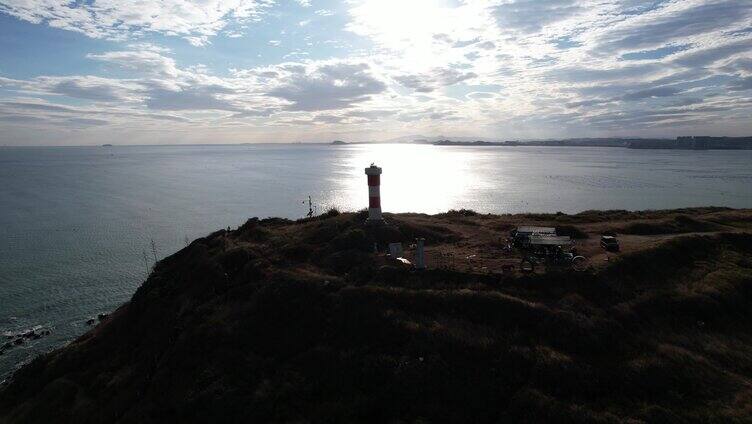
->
xmin=101 ymin=144 xmax=113 ymax=147
xmin=330 ymin=140 xmax=347 ymax=145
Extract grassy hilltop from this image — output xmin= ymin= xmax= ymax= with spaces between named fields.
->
xmin=1 ymin=208 xmax=752 ymax=423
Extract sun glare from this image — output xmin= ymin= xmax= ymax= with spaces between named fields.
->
xmin=349 ymin=0 xmax=458 ymax=50
xmin=333 ymin=144 xmax=487 ymax=214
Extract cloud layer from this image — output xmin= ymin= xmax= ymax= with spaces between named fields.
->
xmin=0 ymin=0 xmax=751 ymax=144
xmin=0 ymin=0 xmax=273 ymax=45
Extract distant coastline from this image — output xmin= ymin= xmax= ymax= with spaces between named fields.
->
xmin=331 ymin=136 xmax=752 ymax=150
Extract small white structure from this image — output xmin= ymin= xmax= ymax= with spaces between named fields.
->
xmin=415 ymin=238 xmax=426 ymax=270
xmin=365 ymin=164 xmax=384 ymax=224
xmin=528 ymin=235 xmax=572 ymax=246
xmin=512 ymin=226 xmax=557 ymax=246
xmin=516 ymin=226 xmax=556 ymax=235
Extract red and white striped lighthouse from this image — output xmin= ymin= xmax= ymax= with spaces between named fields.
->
xmin=365 ymin=163 xmax=383 ymax=224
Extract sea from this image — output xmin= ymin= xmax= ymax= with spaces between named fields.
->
xmin=1 ymin=143 xmax=751 ymax=377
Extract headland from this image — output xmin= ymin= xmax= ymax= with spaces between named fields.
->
xmin=1 ymin=207 xmax=751 ymax=423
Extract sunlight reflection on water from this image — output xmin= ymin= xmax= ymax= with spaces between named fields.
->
xmin=336 ymin=144 xmax=494 ymax=214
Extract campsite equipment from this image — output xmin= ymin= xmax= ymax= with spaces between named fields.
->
xmin=511 ymin=226 xmax=556 ymax=247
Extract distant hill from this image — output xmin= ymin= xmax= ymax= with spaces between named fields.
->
xmin=431 ymin=136 xmax=752 ymax=150
xmin=433 ymin=138 xmax=658 ymax=147
xmin=628 ymin=136 xmax=752 ymax=150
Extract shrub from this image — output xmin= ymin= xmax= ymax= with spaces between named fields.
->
xmin=395 ymin=221 xmax=460 ymax=243
xmin=555 ymin=225 xmax=589 ymax=239
xmin=444 ymin=209 xmax=479 ymax=217
xmin=332 ymin=228 xmax=369 ymax=251
xmin=618 ymin=215 xmax=721 ymax=235
xmin=322 ymin=208 xmax=340 ymax=218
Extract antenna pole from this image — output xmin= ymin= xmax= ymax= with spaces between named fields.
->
xmin=150 ymin=239 xmax=158 ymax=263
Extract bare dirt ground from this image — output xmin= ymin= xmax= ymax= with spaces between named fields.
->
xmin=390 ymin=207 xmax=752 ymax=276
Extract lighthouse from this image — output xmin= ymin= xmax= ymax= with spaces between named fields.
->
xmin=365 ymin=163 xmax=384 ymax=224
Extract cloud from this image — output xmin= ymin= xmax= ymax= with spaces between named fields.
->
xmin=346 ymin=0 xmax=495 ymax=56
xmin=144 ymin=85 xmax=240 ymax=111
xmin=452 ymin=37 xmax=481 ymax=48
xmin=477 ymin=41 xmax=496 ymax=50
xmin=313 ymin=114 xmax=345 ymax=124
xmin=397 ymin=107 xmax=460 ymax=122
xmin=66 ymin=117 xmax=109 ymax=126
xmin=621 ymin=86 xmax=682 ymax=101
xmin=581 ymin=107 xmax=721 ymax=130
xmin=346 ymin=109 xmax=396 ymax=120
xmin=492 ymin=0 xmax=582 ymax=34
xmin=467 ymin=92 xmax=496 ymax=100
xmin=671 ymin=38 xmax=752 ymax=68
xmin=1 ymin=100 xmax=84 ymax=113
xmin=550 ymin=63 xmax=662 ymax=83
xmin=718 ymin=56 xmax=752 ymax=77
xmin=2 ymin=0 xmax=752 ymax=143
xmin=48 ymin=77 xmax=138 ymax=102
xmin=266 ymin=61 xmax=386 ymax=111
xmin=565 ymin=98 xmax=611 ymax=109
xmin=87 ymin=50 xmax=180 ymax=77
xmin=0 ymin=0 xmax=274 ymax=45
xmin=395 ymin=68 xmax=477 ymax=92
xmin=0 ymin=75 xmax=140 ymax=102
xmin=0 ymin=99 xmax=190 ymax=125
xmin=464 ymin=52 xmax=481 ymax=61
xmin=592 ymin=1 xmax=752 ymax=54
xmin=0 ymin=114 xmax=48 ymax=124
xmin=728 ymin=76 xmax=752 ymax=91
xmin=670 ymin=97 xmax=704 ymax=107
xmin=224 ymin=30 xmax=244 ymax=38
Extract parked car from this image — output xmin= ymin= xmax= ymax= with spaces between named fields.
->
xmin=600 ymin=235 xmax=620 ymax=252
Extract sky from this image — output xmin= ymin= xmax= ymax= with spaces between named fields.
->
xmin=0 ymin=0 xmax=750 ymax=145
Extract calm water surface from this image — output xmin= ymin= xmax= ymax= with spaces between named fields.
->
xmin=1 ymin=144 xmax=751 ymax=376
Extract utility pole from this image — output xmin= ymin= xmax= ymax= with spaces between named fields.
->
xmin=142 ymin=250 xmax=150 ymax=278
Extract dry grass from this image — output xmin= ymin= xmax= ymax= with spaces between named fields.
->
xmin=1 ymin=209 xmax=751 ymax=424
